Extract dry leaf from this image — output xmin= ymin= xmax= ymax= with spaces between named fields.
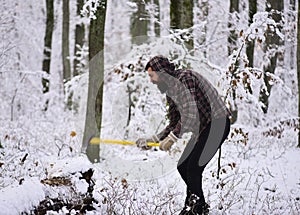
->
xmin=70 ymin=131 xmax=77 ymax=137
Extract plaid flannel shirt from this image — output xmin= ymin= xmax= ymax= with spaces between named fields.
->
xmin=147 ymin=56 xmax=231 ymax=140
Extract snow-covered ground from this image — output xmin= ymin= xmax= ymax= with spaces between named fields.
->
xmin=0 ymin=111 xmax=299 ymax=214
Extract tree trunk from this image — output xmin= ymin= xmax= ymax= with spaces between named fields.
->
xmin=196 ymin=0 xmax=208 ymax=57
xmin=153 ymin=0 xmax=160 ymax=37
xmin=288 ymin=0 xmax=296 ymax=70
xmin=259 ymin=0 xmax=284 ymax=113
xmin=284 ymin=0 xmax=296 ymax=71
xmin=82 ymin=0 xmax=107 ymax=163
xmin=62 ymin=0 xmax=71 ymax=82
xmin=246 ymin=0 xmax=257 ymax=68
xmin=42 ymin=0 xmax=54 ymax=93
xmin=41 ymin=0 xmax=54 ymax=111
xmin=73 ymin=0 xmax=85 ymax=77
xmin=227 ymin=0 xmax=239 ymax=123
xmin=170 ymin=0 xmax=194 ymax=50
xmin=130 ymin=0 xmax=150 ymax=45
xmin=228 ymin=0 xmax=239 ymax=56
xmin=297 ymin=0 xmax=300 ymax=148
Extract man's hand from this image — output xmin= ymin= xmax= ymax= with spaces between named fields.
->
xmin=159 ymin=132 xmax=178 ymax=151
xmin=136 ymin=135 xmax=159 ymax=150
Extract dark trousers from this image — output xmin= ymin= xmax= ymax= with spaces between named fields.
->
xmin=177 ymin=117 xmax=231 ymax=202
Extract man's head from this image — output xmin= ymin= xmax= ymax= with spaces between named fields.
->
xmin=145 ymin=55 xmax=175 ymax=85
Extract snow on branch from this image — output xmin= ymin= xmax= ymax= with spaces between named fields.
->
xmin=81 ymin=0 xmax=105 ymax=20
xmin=245 ymin=11 xmax=283 ymax=43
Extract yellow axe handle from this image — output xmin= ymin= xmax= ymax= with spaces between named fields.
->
xmin=89 ymin=137 xmax=160 ymax=147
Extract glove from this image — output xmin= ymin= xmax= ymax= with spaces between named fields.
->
xmin=159 ymin=131 xmax=178 ymax=151
xmin=136 ymin=135 xmax=159 ymax=150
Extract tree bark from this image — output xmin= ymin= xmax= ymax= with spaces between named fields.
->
xmin=259 ymin=0 xmax=284 ymax=113
xmin=82 ymin=0 xmax=107 ymax=163
xmin=196 ymin=0 xmax=208 ymax=57
xmin=62 ymin=0 xmax=71 ymax=82
xmin=228 ymin=0 xmax=239 ymax=56
xmin=285 ymin=0 xmax=296 ymax=70
xmin=73 ymin=0 xmax=85 ymax=77
xmin=297 ymin=0 xmax=300 ymax=147
xmin=153 ymin=0 xmax=160 ymax=37
xmin=246 ymin=0 xmax=257 ymax=68
xmin=170 ymin=0 xmax=194 ymax=50
xmin=227 ymin=0 xmax=239 ymax=123
xmin=130 ymin=0 xmax=150 ymax=45
xmin=42 ymin=0 xmax=54 ymax=94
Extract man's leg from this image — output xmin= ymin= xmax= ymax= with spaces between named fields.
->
xmin=177 ymin=157 xmax=191 ymax=210
xmin=177 ymin=145 xmax=209 ymax=214
xmin=186 ymin=136 xmax=209 ymax=204
xmin=181 ymin=117 xmax=231 ymax=213
xmin=177 ymin=126 xmax=210 ymax=214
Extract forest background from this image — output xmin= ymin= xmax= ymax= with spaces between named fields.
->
xmin=0 ymin=0 xmax=299 ymax=214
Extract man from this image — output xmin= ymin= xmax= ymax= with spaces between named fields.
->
xmin=136 ymin=55 xmax=231 ymax=214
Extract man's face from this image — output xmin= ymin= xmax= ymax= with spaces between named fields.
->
xmin=147 ymin=67 xmax=160 ymax=84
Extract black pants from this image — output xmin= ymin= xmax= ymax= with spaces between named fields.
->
xmin=177 ymin=117 xmax=231 ymax=201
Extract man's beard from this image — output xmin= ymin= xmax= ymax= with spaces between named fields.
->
xmin=157 ymin=81 xmax=168 ymax=93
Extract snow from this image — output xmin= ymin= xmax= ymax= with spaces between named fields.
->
xmin=1 ymin=123 xmax=299 ymax=214
xmin=0 ymin=177 xmax=45 ymax=214
xmin=0 ymin=0 xmax=299 ymax=214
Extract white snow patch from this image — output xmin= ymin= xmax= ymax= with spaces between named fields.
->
xmin=0 ymin=177 xmax=45 ymax=214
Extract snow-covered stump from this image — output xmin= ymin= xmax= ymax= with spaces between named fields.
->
xmin=0 ymin=168 xmax=97 ymax=215
xmin=30 ymin=168 xmax=97 ymax=214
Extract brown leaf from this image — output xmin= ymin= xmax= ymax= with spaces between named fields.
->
xmin=114 ymin=69 xmax=121 ymax=74
xmin=70 ymin=131 xmax=77 ymax=137
xmin=232 ymin=80 xmax=237 ymax=87
xmin=239 ymin=30 xmax=243 ymax=37
xmin=123 ymin=73 xmax=129 ymax=81
xmin=121 ymin=178 xmax=128 ymax=189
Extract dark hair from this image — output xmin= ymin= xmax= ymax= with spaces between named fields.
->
xmin=145 ymin=62 xmax=151 ymax=71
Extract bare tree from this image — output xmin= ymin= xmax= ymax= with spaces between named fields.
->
xmin=153 ymin=0 xmax=160 ymax=37
xmin=170 ymin=0 xmax=194 ymax=50
xmin=228 ymin=0 xmax=240 ymax=56
xmin=227 ymin=0 xmax=240 ymax=123
xmin=62 ymin=0 xmax=71 ymax=82
xmin=259 ymin=0 xmax=284 ymax=113
xmin=73 ymin=0 xmax=85 ymax=77
xmin=285 ymin=0 xmax=296 ymax=71
xmin=246 ymin=0 xmax=257 ymax=68
xmin=195 ymin=0 xmax=209 ymax=57
xmin=297 ymin=0 xmax=300 ymax=148
xmin=42 ymin=0 xmax=54 ymax=110
xmin=82 ymin=0 xmax=107 ymax=163
xmin=130 ymin=0 xmax=150 ymax=45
